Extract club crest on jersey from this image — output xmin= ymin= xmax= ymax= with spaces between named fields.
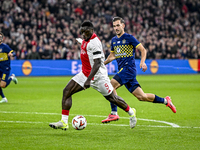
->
xmin=122 ymin=39 xmax=126 ymax=44
xmin=116 ymin=47 xmax=120 ymax=53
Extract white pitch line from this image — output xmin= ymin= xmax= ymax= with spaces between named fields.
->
xmin=0 ymin=120 xmax=199 ymax=129
xmin=0 ymin=111 xmax=180 ymax=128
xmin=0 ymin=120 xmax=44 ymax=124
xmin=0 ymin=120 xmax=169 ymax=128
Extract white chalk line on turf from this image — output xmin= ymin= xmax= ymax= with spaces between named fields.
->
xmin=0 ymin=120 xmax=199 ymax=129
xmin=0 ymin=120 xmax=171 ymax=128
xmin=0 ymin=111 xmax=181 ymax=128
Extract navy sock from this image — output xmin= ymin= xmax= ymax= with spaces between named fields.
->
xmin=110 ymin=102 xmax=117 ymax=112
xmin=5 ymin=77 xmax=12 ymax=87
xmin=153 ymin=95 xmax=164 ymax=103
xmin=0 ymin=87 xmax=5 ymax=98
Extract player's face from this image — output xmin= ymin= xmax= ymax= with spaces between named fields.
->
xmin=80 ymin=27 xmax=93 ymax=41
xmin=113 ymin=20 xmax=125 ymax=37
xmin=0 ymin=35 xmax=3 ymax=44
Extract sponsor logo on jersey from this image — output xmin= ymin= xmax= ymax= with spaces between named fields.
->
xmin=117 ymin=41 xmax=120 ymax=43
xmin=116 ymin=47 xmax=120 ymax=53
xmin=115 ymin=53 xmax=126 ymax=57
xmin=0 ymin=53 xmax=8 ymax=61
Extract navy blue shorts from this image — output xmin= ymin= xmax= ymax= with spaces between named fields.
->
xmin=113 ymin=66 xmax=140 ymax=93
xmin=0 ymin=67 xmax=10 ymax=82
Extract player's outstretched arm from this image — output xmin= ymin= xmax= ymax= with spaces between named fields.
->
xmin=104 ymin=52 xmax=115 ymax=65
xmin=76 ymin=38 xmax=83 ymax=45
xmin=137 ymin=44 xmax=147 ymax=72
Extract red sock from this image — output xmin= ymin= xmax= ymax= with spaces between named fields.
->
xmin=125 ymin=105 xmax=130 ymax=112
xmin=62 ymin=109 xmax=69 ymax=115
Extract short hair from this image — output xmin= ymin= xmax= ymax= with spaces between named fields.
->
xmin=112 ymin=17 xmax=125 ymax=24
xmin=81 ymin=20 xmax=94 ymax=29
xmin=0 ymin=32 xmax=4 ymax=38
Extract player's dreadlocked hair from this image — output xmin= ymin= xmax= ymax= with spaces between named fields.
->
xmin=81 ymin=20 xmax=94 ymax=29
xmin=112 ymin=16 xmax=125 ymax=24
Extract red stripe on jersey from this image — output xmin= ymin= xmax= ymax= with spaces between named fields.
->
xmin=80 ymin=33 xmax=98 ymax=77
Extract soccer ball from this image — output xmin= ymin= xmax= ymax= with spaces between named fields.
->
xmin=72 ymin=115 xmax=87 ymax=130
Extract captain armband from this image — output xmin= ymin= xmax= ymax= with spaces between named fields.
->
xmin=93 ymin=51 xmax=101 ymax=55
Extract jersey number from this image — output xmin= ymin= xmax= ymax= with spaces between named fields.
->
xmin=2 ymin=74 xmax=6 ymax=80
xmin=104 ymin=83 xmax=111 ymax=94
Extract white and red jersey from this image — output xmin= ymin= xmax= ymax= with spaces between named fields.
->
xmin=80 ymin=33 xmax=108 ymax=80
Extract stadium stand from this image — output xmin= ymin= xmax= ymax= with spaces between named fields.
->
xmin=0 ymin=0 xmax=200 ymax=60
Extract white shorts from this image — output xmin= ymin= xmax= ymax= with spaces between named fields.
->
xmin=72 ymin=71 xmax=113 ymax=96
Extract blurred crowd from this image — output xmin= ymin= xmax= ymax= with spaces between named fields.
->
xmin=0 ymin=0 xmax=200 ymax=60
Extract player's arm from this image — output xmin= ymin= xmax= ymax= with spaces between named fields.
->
xmin=84 ymin=58 xmax=101 ymax=89
xmin=76 ymin=38 xmax=83 ymax=45
xmin=136 ymin=44 xmax=147 ymax=72
xmin=104 ymin=51 xmax=116 ymax=65
xmin=8 ymin=50 xmax=16 ymax=57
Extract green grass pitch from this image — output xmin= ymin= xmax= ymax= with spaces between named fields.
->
xmin=0 ymin=74 xmax=200 ymax=150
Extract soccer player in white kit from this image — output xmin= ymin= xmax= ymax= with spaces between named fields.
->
xmin=49 ymin=20 xmax=137 ymax=130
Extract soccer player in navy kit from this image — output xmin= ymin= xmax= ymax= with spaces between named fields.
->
xmin=0 ymin=32 xmax=18 ymax=103
xmin=102 ymin=17 xmax=176 ymax=124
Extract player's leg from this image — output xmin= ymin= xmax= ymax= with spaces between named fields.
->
xmin=0 ymin=86 xmax=7 ymax=103
xmin=49 ymin=79 xmax=84 ymax=130
xmin=0 ymin=73 xmax=18 ymax=88
xmin=0 ymin=72 xmax=15 ymax=103
xmin=49 ymin=72 xmax=85 ymax=130
xmin=0 ymin=76 xmax=7 ymax=103
xmin=102 ymin=78 xmax=121 ymax=123
xmin=61 ymin=79 xmax=84 ymax=121
xmin=92 ymin=77 xmax=137 ymax=128
xmin=104 ymin=92 xmax=137 ymax=128
xmin=131 ymin=86 xmax=155 ymax=102
xmin=132 ymin=86 xmax=176 ymax=113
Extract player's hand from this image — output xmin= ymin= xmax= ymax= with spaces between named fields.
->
xmin=8 ymin=52 xmax=13 ymax=57
xmin=84 ymin=80 xmax=91 ymax=89
xmin=140 ymin=62 xmax=147 ymax=72
xmin=76 ymin=38 xmax=83 ymax=45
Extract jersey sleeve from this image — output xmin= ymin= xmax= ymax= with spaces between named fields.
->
xmin=76 ymin=38 xmax=83 ymax=44
xmin=4 ymin=44 xmax=13 ymax=53
xmin=110 ymin=38 xmax=114 ymax=52
xmin=88 ymin=38 xmax=103 ymax=60
xmin=129 ymin=35 xmax=141 ymax=49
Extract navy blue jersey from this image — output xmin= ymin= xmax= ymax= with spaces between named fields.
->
xmin=111 ymin=33 xmax=141 ymax=71
xmin=0 ymin=43 xmax=13 ymax=72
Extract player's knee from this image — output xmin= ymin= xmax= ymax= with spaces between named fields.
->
xmin=0 ymin=82 xmax=6 ymax=88
xmin=104 ymin=95 xmax=112 ymax=101
xmin=136 ymin=94 xmax=147 ymax=101
xmin=104 ymin=93 xmax=115 ymax=103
